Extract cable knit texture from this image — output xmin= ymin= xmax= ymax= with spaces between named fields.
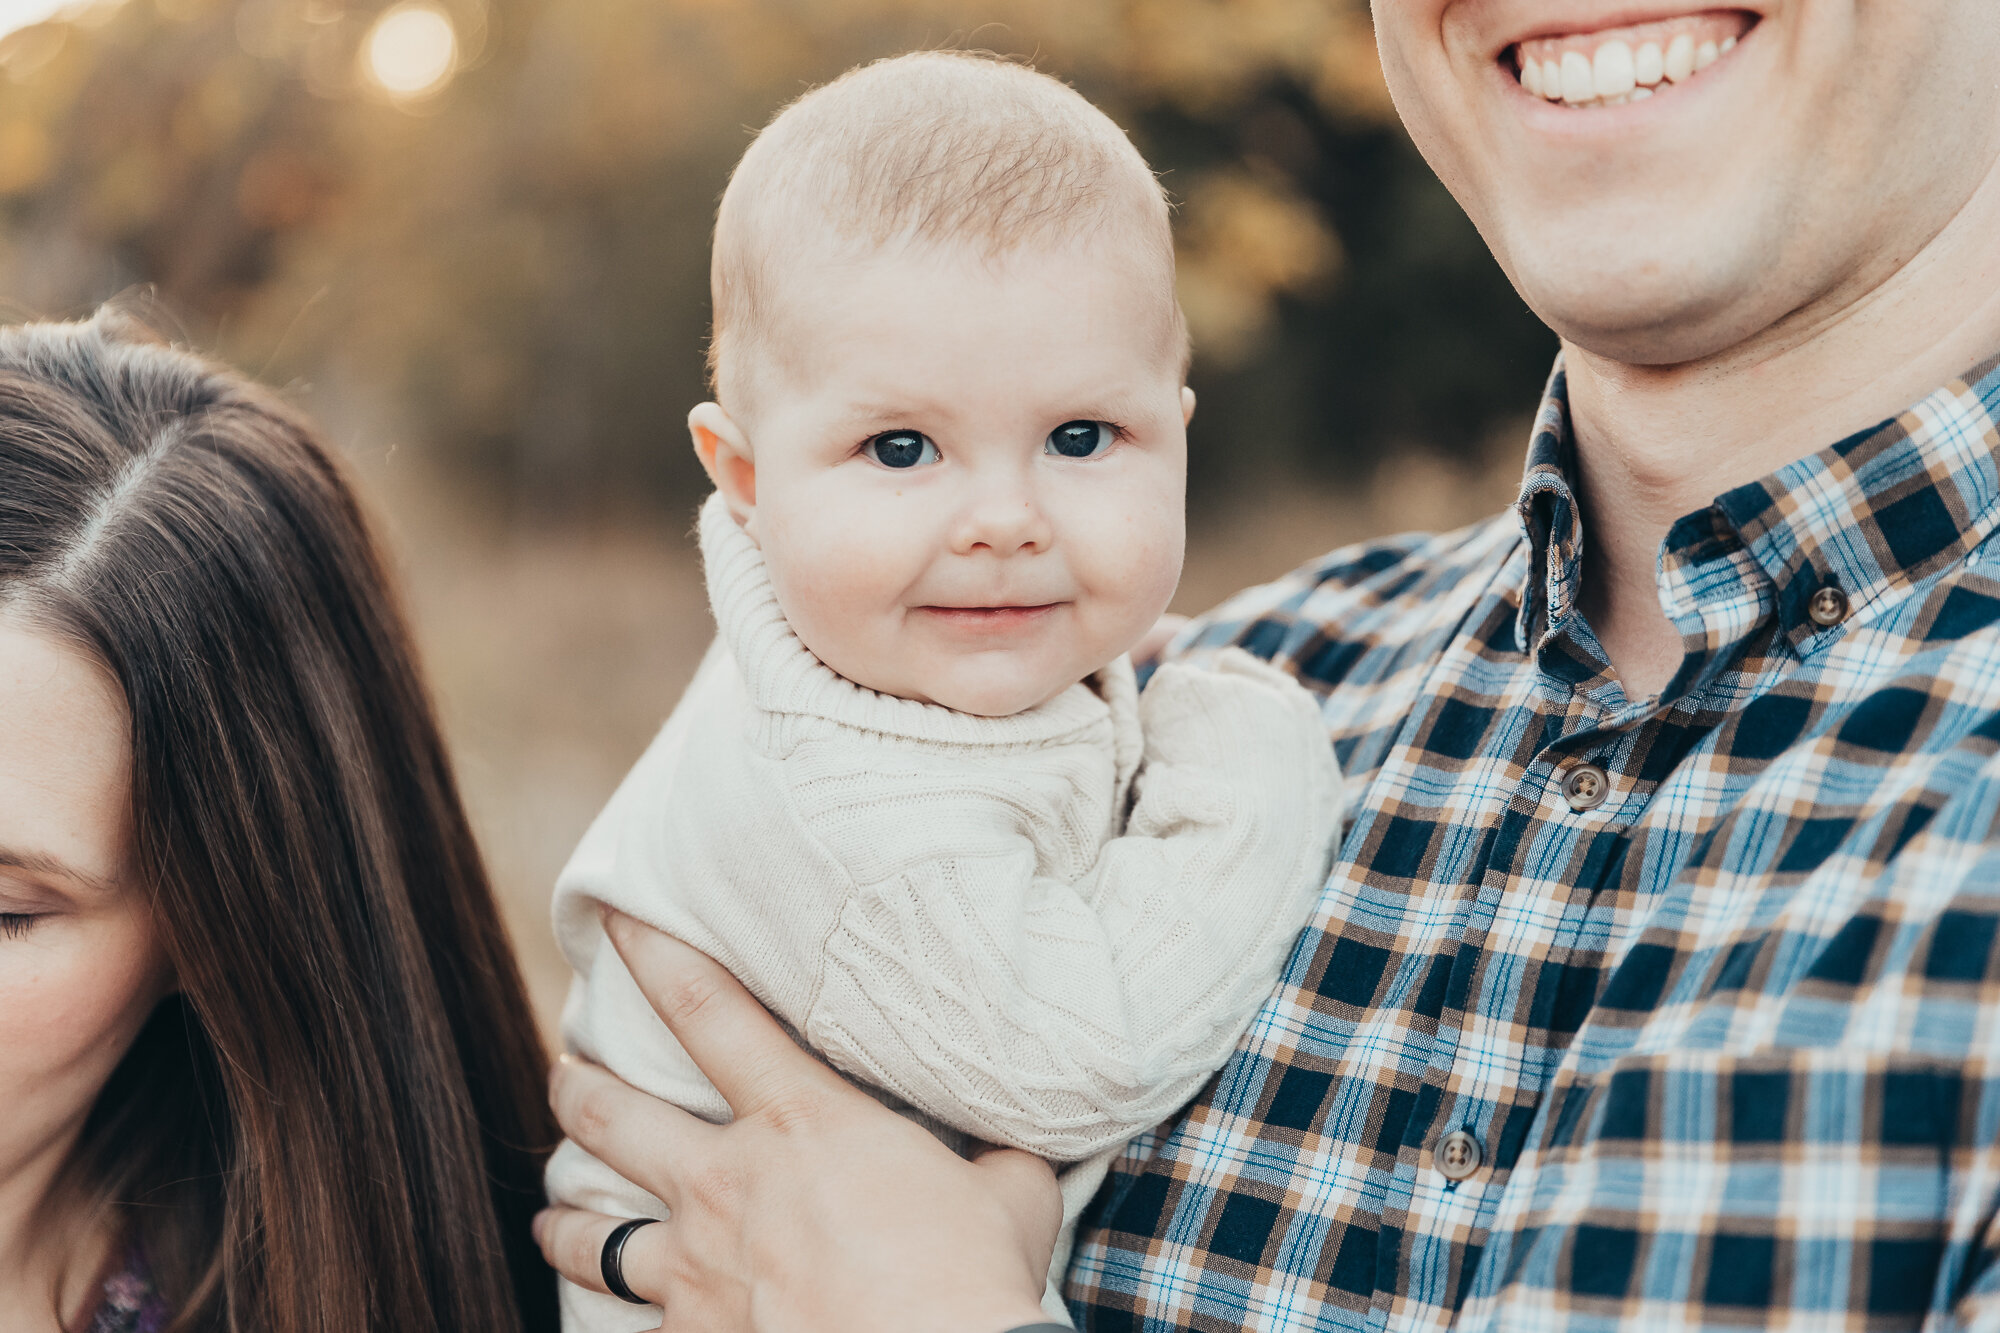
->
xmin=547 ymin=494 xmax=1345 ymax=1329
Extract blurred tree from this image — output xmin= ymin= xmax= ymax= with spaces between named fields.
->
xmin=0 ymin=0 xmax=1555 ymax=517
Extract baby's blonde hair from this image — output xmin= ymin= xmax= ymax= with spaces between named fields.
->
xmin=708 ymin=50 xmax=1187 ymax=412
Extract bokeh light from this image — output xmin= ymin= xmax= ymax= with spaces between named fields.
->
xmin=363 ymin=2 xmax=456 ymax=100
xmin=0 ymin=0 xmax=75 ymax=40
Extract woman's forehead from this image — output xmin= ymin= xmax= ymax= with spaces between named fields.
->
xmin=0 ymin=614 xmax=130 ymax=895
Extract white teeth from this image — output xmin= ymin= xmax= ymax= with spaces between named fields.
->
xmin=1665 ymin=34 xmax=1696 ymax=82
xmin=1516 ymin=24 xmax=1741 ymax=108
xmin=1634 ymin=42 xmax=1664 ymax=86
xmin=1592 ymin=40 xmax=1636 ymax=99
xmin=1560 ymin=50 xmax=1594 ymax=103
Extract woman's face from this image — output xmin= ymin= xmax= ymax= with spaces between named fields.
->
xmin=0 ymin=615 xmax=170 ymax=1215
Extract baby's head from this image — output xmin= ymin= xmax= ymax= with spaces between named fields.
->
xmin=691 ymin=51 xmax=1191 ymax=718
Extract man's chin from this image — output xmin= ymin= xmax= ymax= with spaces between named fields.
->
xmin=1492 ymin=203 xmax=1799 ymax=368
xmin=1522 ymin=265 xmax=1792 ymax=371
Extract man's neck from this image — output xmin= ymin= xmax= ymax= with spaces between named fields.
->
xmin=1564 ymin=156 xmax=2000 ymax=701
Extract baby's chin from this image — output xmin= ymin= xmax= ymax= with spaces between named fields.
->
xmin=846 ymin=656 xmax=1093 ymax=718
xmin=884 ymin=664 xmax=1072 ymax=716
xmin=801 ymin=621 xmax=1135 ymax=717
xmin=922 ymin=676 xmax=1077 ymax=718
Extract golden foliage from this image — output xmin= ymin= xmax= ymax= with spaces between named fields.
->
xmin=0 ymin=0 xmax=1436 ymax=506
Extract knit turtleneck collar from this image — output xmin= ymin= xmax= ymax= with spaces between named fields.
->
xmin=697 ymin=493 xmax=1138 ymax=751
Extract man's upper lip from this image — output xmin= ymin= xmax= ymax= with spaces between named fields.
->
xmin=1497 ymin=4 xmax=1759 ymax=55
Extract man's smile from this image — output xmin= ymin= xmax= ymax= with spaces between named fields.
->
xmin=1507 ymin=9 xmax=1757 ymax=109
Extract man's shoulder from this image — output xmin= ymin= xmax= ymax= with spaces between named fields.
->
xmin=1175 ymin=508 xmax=1525 ymax=692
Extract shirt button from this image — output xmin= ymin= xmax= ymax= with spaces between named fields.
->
xmin=1808 ymin=584 xmax=1851 ymax=628
xmin=1435 ymin=1129 xmax=1483 ymax=1181
xmin=1560 ymin=763 xmax=1610 ymax=812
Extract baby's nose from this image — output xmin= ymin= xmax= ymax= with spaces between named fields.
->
xmin=952 ymin=494 xmax=1053 ymax=556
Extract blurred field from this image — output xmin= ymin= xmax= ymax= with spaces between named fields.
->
xmin=0 ymin=0 xmax=1555 ymax=1033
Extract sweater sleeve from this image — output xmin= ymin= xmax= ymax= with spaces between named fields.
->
xmin=802 ymin=648 xmax=1344 ymax=1161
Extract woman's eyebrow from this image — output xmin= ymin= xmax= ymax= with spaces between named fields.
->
xmin=0 ymin=844 xmax=117 ymax=895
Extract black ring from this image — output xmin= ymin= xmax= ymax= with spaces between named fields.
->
xmin=599 ymin=1217 xmax=659 ymax=1305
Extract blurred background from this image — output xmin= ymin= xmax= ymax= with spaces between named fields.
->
xmin=0 ymin=0 xmax=1555 ymax=1027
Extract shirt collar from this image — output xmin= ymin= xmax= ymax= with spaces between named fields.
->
xmin=1513 ymin=350 xmax=2000 ymax=663
xmin=1513 ymin=360 xmax=1585 ymax=653
xmin=1710 ymin=350 xmax=2000 ymax=651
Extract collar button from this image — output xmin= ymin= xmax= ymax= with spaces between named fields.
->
xmin=1808 ymin=584 xmax=1851 ymax=628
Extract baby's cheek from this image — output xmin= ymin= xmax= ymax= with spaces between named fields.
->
xmin=1103 ymin=511 xmax=1185 ymax=618
xmin=763 ymin=535 xmax=907 ymax=684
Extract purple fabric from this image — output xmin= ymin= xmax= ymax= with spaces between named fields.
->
xmin=84 ymin=1245 xmax=170 ymax=1333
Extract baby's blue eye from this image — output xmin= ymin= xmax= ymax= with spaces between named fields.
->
xmin=1046 ymin=420 xmax=1114 ymax=459
xmin=863 ymin=430 xmax=940 ymax=469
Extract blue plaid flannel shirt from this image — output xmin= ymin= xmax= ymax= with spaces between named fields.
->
xmin=1065 ymin=352 xmax=2000 ymax=1332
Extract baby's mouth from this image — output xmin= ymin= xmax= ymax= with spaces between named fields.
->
xmin=917 ymin=604 xmax=1062 ymax=630
xmin=921 ymin=603 xmax=1059 ymax=615
xmin=1509 ymin=10 xmax=1756 ymax=109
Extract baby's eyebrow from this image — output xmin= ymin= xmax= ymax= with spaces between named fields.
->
xmin=830 ymin=387 xmax=1160 ymax=432
xmin=1063 ymin=391 xmax=1152 ymax=422
xmin=834 ymin=404 xmax=932 ymax=430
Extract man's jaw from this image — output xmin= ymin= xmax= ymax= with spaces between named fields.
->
xmin=1509 ymin=9 xmax=1759 ymax=110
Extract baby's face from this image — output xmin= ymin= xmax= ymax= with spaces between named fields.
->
xmin=709 ymin=240 xmax=1189 ymax=717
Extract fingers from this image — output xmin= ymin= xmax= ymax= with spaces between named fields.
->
xmin=533 ymin=1206 xmax=668 ymax=1301
xmin=968 ymin=1144 xmax=1059 ymax=1198
xmin=603 ymin=912 xmax=848 ymax=1118
xmin=968 ymin=1146 xmax=1063 ymax=1236
xmin=550 ymin=1054 xmax=716 ymax=1212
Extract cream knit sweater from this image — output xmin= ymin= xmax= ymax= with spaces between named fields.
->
xmin=547 ymin=496 xmax=1344 ymax=1329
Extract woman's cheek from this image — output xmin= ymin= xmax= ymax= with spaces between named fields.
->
xmin=0 ymin=914 xmax=167 ymax=1159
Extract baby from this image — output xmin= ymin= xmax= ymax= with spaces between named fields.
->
xmin=548 ymin=51 xmax=1344 ymax=1328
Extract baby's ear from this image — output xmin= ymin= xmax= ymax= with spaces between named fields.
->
xmin=689 ymin=402 xmax=756 ymax=525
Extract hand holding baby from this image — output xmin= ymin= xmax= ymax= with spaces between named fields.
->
xmin=537 ymin=914 xmax=1060 ymax=1333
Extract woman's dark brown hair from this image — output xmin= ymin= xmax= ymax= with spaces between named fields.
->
xmin=0 ymin=312 xmax=558 ymax=1333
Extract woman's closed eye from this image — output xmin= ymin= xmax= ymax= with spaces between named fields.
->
xmin=0 ymin=912 xmax=39 ymax=939
xmin=861 ymin=430 xmax=940 ymax=469
xmin=1045 ymin=420 xmax=1122 ymax=459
